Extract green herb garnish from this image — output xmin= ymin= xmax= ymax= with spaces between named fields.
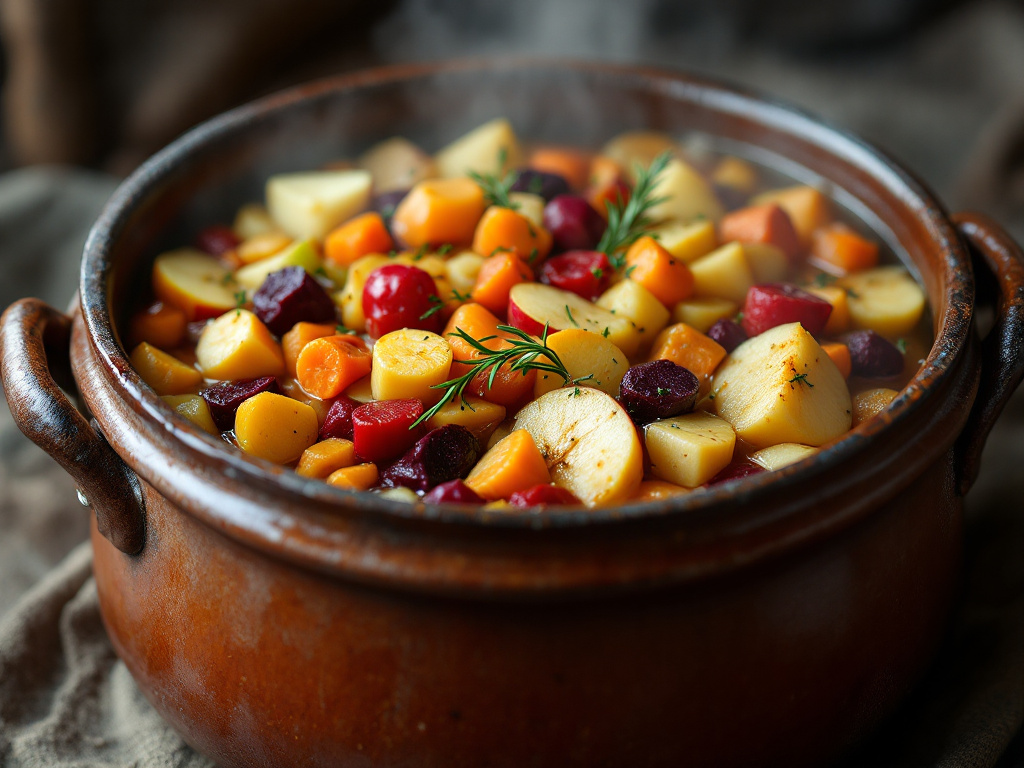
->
xmin=896 ymin=338 xmax=907 ymax=354
xmin=597 ymin=151 xmax=672 ymax=269
xmin=788 ymin=372 xmax=814 ymax=387
xmin=565 ymin=304 xmax=579 ymax=327
xmin=468 ymin=149 xmax=520 ymax=209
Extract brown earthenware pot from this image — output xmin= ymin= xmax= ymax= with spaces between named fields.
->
xmin=3 ymin=61 xmax=1024 ymax=768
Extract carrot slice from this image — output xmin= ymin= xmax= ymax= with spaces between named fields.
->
xmin=295 ymin=335 xmax=372 ymax=399
xmin=390 ymin=178 xmax=485 ymax=248
xmin=324 ymin=212 xmax=394 ymax=266
xmin=296 ymin=438 xmax=357 ymax=479
xmin=471 ymin=206 xmax=552 ymax=264
xmin=648 ymin=323 xmax=727 ymax=380
xmin=129 ymin=302 xmax=187 ymax=349
xmin=528 ymin=146 xmax=592 ymax=190
xmin=821 ymin=342 xmax=852 ymax=379
xmin=327 ymin=463 xmax=379 ymax=490
xmin=811 ymin=223 xmax=880 ymax=274
xmin=281 ymin=322 xmax=338 ymax=377
xmin=465 ymin=429 xmax=551 ymax=500
xmin=624 ymin=236 xmax=695 ymax=307
xmin=470 ymin=252 xmax=534 ymax=316
xmin=719 ymin=203 xmax=801 ymax=261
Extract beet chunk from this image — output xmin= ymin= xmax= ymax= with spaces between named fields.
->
xmin=543 ymin=195 xmax=606 ymax=252
xmin=843 ymin=330 xmax=904 ymax=378
xmin=380 ymin=425 xmax=481 ymax=492
xmin=319 ymin=397 xmax=359 ymax=441
xmin=195 ymin=225 xmax=240 ymax=257
xmin=423 ymin=479 xmax=486 ymax=505
xmin=539 ymin=250 xmax=613 ymax=301
xmin=252 ymin=266 xmax=336 ymax=336
xmin=508 ymin=484 xmax=581 ymax=508
xmin=510 ymin=169 xmax=571 ymax=202
xmin=618 ymin=360 xmax=700 ymax=424
xmin=741 ymin=283 xmax=832 ymax=337
xmin=707 ymin=319 xmax=748 ymax=353
xmin=352 ymin=399 xmax=424 ymax=463
xmin=705 ymin=461 xmax=765 ymax=487
xmin=201 ymin=376 xmax=280 ymax=431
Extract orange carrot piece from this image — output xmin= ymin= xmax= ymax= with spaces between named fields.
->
xmin=811 ymin=223 xmax=880 ymax=274
xmin=752 ymin=186 xmax=831 ymax=245
xmin=807 ymin=285 xmax=852 ymax=336
xmin=821 ymin=342 xmax=852 ymax=379
xmin=471 ymin=206 xmax=552 ymax=264
xmin=470 ymin=252 xmax=534 ymax=316
xmin=324 ymin=212 xmax=394 ymax=266
xmin=465 ymin=429 xmax=551 ymax=500
xmin=326 ymin=463 xmax=379 ymax=490
xmin=443 ymin=303 xmax=536 ymax=408
xmin=295 ymin=335 xmax=372 ymax=399
xmin=648 ymin=323 xmax=727 ymax=380
xmin=296 ymin=438 xmax=357 ymax=479
xmin=529 ymin=146 xmax=593 ymax=190
xmin=282 ymin=322 xmax=338 ymax=377
xmin=624 ymin=236 xmax=695 ymax=307
xmin=719 ymin=203 xmax=801 ymax=260
xmin=129 ymin=302 xmax=187 ymax=349
xmin=390 ymin=178 xmax=486 ymax=248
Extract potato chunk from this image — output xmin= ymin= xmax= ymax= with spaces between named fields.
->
xmin=645 ymin=411 xmax=736 ymax=488
xmin=712 ymin=322 xmax=852 ymax=448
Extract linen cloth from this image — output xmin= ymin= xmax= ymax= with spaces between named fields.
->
xmin=1 ymin=2 xmax=1023 ymax=764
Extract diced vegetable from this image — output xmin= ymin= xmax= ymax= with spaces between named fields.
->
xmin=266 ymin=170 xmax=372 ymax=240
xmin=645 ymin=411 xmax=736 ymax=488
xmin=465 ymin=429 xmax=551 ymax=501
xmin=623 ymin=235 xmax=695 ymax=307
xmin=836 ymin=266 xmax=926 ymax=337
xmin=533 ymin=328 xmax=628 ymax=399
xmin=472 ymin=206 xmax=551 ymax=264
xmin=671 ymin=297 xmax=738 ymax=334
xmin=234 ymin=239 xmax=321 ymax=292
xmin=595 ymin=279 xmax=671 ymax=355
xmin=618 ymin=360 xmax=700 ymax=424
xmin=201 ymin=376 xmax=281 ymax=431
xmin=161 ymin=394 xmax=219 ymax=435
xmin=371 ymin=329 xmax=453 ymax=403
xmin=749 ymin=443 xmax=820 ymax=471
xmin=295 ymin=334 xmax=372 ymax=399
xmin=296 ymin=439 xmax=357 ymax=479
xmin=425 ymin=396 xmax=506 ymax=443
xmin=358 ymin=137 xmax=438 ymax=193
xmin=351 ymin=399 xmax=424 ymax=463
xmin=648 ymin=323 xmax=727 ymax=381
xmin=380 ymin=425 xmax=481 ymax=492
xmin=152 ymin=249 xmax=238 ymax=321
xmin=719 ymin=203 xmax=801 ymax=260
xmin=391 ymin=178 xmax=486 ymax=248
xmin=435 ymin=118 xmax=522 ymax=178
xmin=324 ymin=212 xmax=394 ymax=266
xmin=235 ymin=392 xmax=319 ymax=464
xmin=195 ymin=310 xmax=286 ymax=381
xmin=326 ymin=463 xmax=379 ymax=490
xmin=689 ymin=242 xmax=754 ymax=304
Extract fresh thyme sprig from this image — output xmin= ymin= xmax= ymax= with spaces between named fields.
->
xmin=597 ymin=151 xmax=672 ymax=269
xmin=410 ymin=323 xmax=577 ymax=428
xmin=467 ymin=148 xmax=520 ymax=209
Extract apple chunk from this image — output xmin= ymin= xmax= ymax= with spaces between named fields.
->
xmin=152 ymin=248 xmax=238 ymax=321
xmin=712 ymin=322 xmax=852 ymax=448
xmin=266 ymin=170 xmax=372 ymax=240
xmin=514 ymin=387 xmax=643 ymax=506
xmin=507 ymin=283 xmax=636 ymax=355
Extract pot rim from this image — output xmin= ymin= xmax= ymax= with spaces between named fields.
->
xmin=79 ymin=58 xmax=972 ymax=535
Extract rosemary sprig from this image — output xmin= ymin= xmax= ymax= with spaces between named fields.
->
xmin=467 ymin=148 xmax=520 ymax=209
xmin=410 ymin=323 xmax=575 ymax=428
xmin=597 ymin=151 xmax=672 ymax=269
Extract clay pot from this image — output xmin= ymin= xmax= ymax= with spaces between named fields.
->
xmin=2 ymin=61 xmax=1023 ymax=768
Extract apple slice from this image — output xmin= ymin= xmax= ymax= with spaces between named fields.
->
xmin=152 ymin=248 xmax=239 ymax=321
xmin=507 ymin=283 xmax=635 ymax=355
xmin=646 ymin=159 xmax=724 ymax=224
xmin=234 ymin=239 xmax=322 ymax=292
xmin=514 ymin=387 xmax=643 ymax=506
xmin=266 ymin=169 xmax=372 ymax=240
xmin=435 ymin=118 xmax=522 ymax=179
xmin=749 ymin=443 xmax=819 ymax=471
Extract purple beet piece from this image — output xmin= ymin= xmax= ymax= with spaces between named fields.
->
xmin=372 ymin=189 xmax=409 ymax=224
xmin=707 ymin=319 xmax=748 ymax=353
xmin=843 ymin=330 xmax=904 ymax=378
xmin=510 ymin=169 xmax=571 ymax=202
xmin=423 ymin=479 xmax=486 ymax=505
xmin=543 ymin=194 xmax=606 ymax=252
xmin=618 ymin=360 xmax=700 ymax=424
xmin=186 ymin=319 xmax=210 ymax=346
xmin=508 ymin=484 xmax=581 ymax=508
xmin=379 ymin=425 xmax=482 ymax=493
xmin=319 ymin=397 xmax=358 ymax=441
xmin=252 ymin=266 xmax=336 ymax=336
xmin=705 ymin=461 xmax=765 ymax=487
xmin=201 ymin=376 xmax=280 ymax=431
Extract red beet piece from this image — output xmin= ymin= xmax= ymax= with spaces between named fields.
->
xmin=252 ymin=266 xmax=336 ymax=336
xmin=195 ymin=225 xmax=240 ymax=257
xmin=352 ymin=399 xmax=424 ymax=463
xmin=543 ymin=195 xmax=606 ymax=252
xmin=706 ymin=319 xmax=748 ymax=353
xmin=705 ymin=461 xmax=766 ymax=487
xmin=380 ymin=425 xmax=482 ymax=492
xmin=362 ymin=263 xmax=442 ymax=339
xmin=423 ymin=479 xmax=485 ymax=505
xmin=539 ymin=250 xmax=613 ymax=301
xmin=319 ymin=397 xmax=358 ymax=441
xmin=843 ymin=330 xmax=904 ymax=378
xmin=741 ymin=283 xmax=833 ymax=337
xmin=510 ymin=169 xmax=570 ymax=202
xmin=508 ymin=484 xmax=581 ymax=508
xmin=201 ymin=376 xmax=280 ymax=431
xmin=618 ymin=360 xmax=700 ymax=424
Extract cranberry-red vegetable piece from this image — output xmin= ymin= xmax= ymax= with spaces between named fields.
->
xmin=741 ymin=283 xmax=833 ymax=337
xmin=195 ymin=225 xmax=240 ymax=257
xmin=423 ymin=479 xmax=485 ymax=505
xmin=252 ymin=266 xmax=336 ymax=336
xmin=510 ymin=169 xmax=571 ymax=202
xmin=618 ymin=360 xmax=700 ymax=424
xmin=201 ymin=376 xmax=280 ymax=431
xmin=380 ymin=425 xmax=482 ymax=492
xmin=508 ymin=484 xmax=581 ymax=507
xmin=706 ymin=319 xmax=748 ymax=353
xmin=705 ymin=461 xmax=766 ymax=487
xmin=843 ymin=330 xmax=905 ymax=378
xmin=539 ymin=250 xmax=613 ymax=301
xmin=362 ymin=263 xmax=442 ymax=339
xmin=352 ymin=399 xmax=424 ymax=463
xmin=543 ymin=195 xmax=606 ymax=252
xmin=319 ymin=397 xmax=359 ymax=441
xmin=506 ymin=297 xmax=547 ymax=336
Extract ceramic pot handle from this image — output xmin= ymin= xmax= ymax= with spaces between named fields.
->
xmin=0 ymin=298 xmax=145 ymax=554
xmin=952 ymin=212 xmax=1024 ymax=496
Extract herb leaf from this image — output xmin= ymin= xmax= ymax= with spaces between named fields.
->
xmin=597 ymin=151 xmax=672 ymax=268
xmin=468 ymin=151 xmax=520 ymax=210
